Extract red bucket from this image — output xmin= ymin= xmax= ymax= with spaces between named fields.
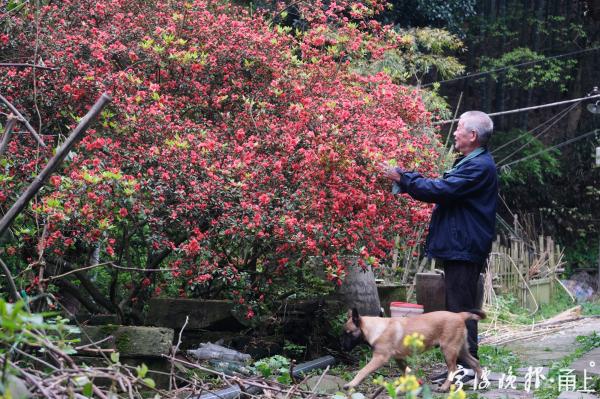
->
xmin=390 ymin=302 xmax=424 ymax=318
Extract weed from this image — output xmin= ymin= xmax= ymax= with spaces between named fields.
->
xmin=581 ymin=300 xmax=600 ymax=316
xmin=478 ymin=345 xmax=523 ymax=372
xmin=283 ymin=340 xmax=306 ymax=359
xmin=251 ymin=355 xmax=293 ymax=384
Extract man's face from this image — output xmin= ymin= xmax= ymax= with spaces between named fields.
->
xmin=453 ymin=120 xmax=477 ymax=155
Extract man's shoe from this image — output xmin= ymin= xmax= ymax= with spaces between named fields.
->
xmin=430 ymin=370 xmax=448 ymax=383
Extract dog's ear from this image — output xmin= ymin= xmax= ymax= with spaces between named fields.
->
xmin=351 ymin=308 xmax=360 ymax=327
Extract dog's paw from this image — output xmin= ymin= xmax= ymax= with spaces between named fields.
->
xmin=435 ymin=382 xmax=451 ymax=393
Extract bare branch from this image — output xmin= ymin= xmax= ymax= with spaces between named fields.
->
xmin=0 ymin=92 xmax=46 ymax=146
xmin=169 ymin=315 xmax=189 ymax=390
xmin=0 ymin=114 xmax=17 ymax=158
xmin=0 ymin=63 xmax=58 ymax=71
xmin=53 ymin=278 xmax=104 ymax=314
xmin=44 ymin=261 xmax=178 ymax=282
xmin=0 ymin=256 xmax=21 ymax=302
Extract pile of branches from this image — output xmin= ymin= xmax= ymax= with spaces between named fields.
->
xmin=1 ymin=296 xmax=336 ymax=398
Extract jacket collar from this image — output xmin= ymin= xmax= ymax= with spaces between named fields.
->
xmin=445 ymin=147 xmax=486 ymax=175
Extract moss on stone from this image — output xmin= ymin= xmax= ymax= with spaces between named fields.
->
xmin=115 ymin=331 xmax=132 ymax=353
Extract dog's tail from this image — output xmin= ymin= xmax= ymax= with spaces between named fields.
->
xmin=459 ymin=309 xmax=487 ymax=321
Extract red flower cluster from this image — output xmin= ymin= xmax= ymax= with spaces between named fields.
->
xmin=1 ymin=0 xmax=441 ymax=316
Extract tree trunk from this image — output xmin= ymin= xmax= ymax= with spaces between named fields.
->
xmin=337 ymin=257 xmax=381 ymax=316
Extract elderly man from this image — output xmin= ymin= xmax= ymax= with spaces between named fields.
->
xmin=381 ymin=111 xmax=498 ymax=383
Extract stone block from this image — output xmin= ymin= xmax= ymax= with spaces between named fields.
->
xmin=299 ymin=375 xmax=346 ymax=394
xmin=145 ymin=298 xmax=241 ymax=330
xmin=80 ymin=325 xmax=173 ymax=357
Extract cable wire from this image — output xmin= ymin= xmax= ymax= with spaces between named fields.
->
xmin=422 ymin=45 xmax=600 ymax=88
xmin=494 ymin=102 xmax=582 ymax=165
xmin=434 ymin=93 xmax=600 ymax=125
xmin=499 ymin=129 xmax=599 ymax=169
xmin=491 ymin=101 xmax=580 ymax=155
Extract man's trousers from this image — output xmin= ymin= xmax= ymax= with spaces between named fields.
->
xmin=442 ymin=260 xmax=485 ymax=363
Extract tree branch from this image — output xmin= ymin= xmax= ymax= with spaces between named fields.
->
xmin=0 ymin=92 xmax=46 ymax=146
xmin=0 ymin=63 xmax=58 ymax=71
xmin=54 ymin=279 xmax=103 ymax=314
xmin=49 ymin=258 xmax=116 ymax=313
xmin=0 ymin=115 xmax=17 ymax=158
xmin=0 ymin=257 xmax=21 ymax=302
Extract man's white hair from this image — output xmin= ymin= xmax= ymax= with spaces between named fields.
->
xmin=460 ymin=111 xmax=494 ymax=146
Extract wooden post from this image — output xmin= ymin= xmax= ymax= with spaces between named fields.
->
xmin=0 ymin=93 xmax=112 ymax=239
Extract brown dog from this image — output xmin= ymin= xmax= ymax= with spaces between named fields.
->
xmin=340 ymin=308 xmax=485 ymax=392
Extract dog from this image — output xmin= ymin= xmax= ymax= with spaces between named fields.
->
xmin=340 ymin=308 xmax=485 ymax=392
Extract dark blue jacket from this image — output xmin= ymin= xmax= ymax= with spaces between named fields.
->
xmin=397 ymin=149 xmax=498 ymax=264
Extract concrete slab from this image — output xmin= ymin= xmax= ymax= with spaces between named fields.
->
xmin=146 ymin=298 xmax=241 ymax=330
xmin=475 ymin=388 xmax=534 ymax=398
xmin=500 ymin=318 xmax=600 ymax=367
xmin=569 ymin=347 xmax=600 ymax=377
xmin=557 ymin=392 xmax=600 ymax=399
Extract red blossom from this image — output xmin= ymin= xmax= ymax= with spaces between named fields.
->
xmin=1 ymin=0 xmax=441 ymax=312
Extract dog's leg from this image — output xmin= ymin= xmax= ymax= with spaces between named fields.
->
xmin=459 ymin=343 xmax=483 ymax=380
xmin=344 ymin=353 xmax=389 ymax=389
xmin=394 ymin=358 xmax=408 ymax=375
xmin=438 ymin=346 xmax=459 ymax=392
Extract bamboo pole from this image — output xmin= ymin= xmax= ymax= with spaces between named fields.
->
xmin=0 ymin=93 xmax=112 ymax=239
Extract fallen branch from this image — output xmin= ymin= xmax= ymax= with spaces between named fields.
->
xmin=166 ymin=356 xmax=330 ymax=398
xmin=75 ymin=335 xmax=114 ymax=351
xmin=169 ymin=315 xmax=189 ymax=391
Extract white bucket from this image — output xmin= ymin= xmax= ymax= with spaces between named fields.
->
xmin=390 ymin=301 xmax=424 ymax=318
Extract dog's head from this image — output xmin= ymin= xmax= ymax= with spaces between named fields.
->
xmin=340 ymin=308 xmax=365 ymax=351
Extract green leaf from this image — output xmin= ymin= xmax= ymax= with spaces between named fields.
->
xmin=83 ymin=382 xmax=93 ymax=397
xmin=142 ymin=378 xmax=155 ymax=389
xmin=110 ymin=352 xmax=120 ymax=363
xmin=73 ymin=376 xmax=90 ymax=387
xmin=136 ymin=363 xmax=148 ymax=378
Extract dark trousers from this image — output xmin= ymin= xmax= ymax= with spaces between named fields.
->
xmin=443 ymin=260 xmax=485 ymax=364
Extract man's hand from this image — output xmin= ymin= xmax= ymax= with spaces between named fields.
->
xmin=379 ymin=162 xmax=403 ymax=182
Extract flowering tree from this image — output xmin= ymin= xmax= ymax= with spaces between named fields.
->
xmin=0 ymin=0 xmax=441 ymax=321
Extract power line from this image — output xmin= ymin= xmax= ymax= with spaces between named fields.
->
xmin=499 ymin=129 xmax=599 ymax=169
xmin=422 ymin=45 xmax=600 ymax=88
xmin=491 ymin=101 xmax=578 ymax=155
xmin=493 ymin=101 xmax=580 ymax=165
xmin=434 ymin=93 xmax=600 ymax=125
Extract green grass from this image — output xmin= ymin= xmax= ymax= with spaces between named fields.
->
xmin=533 ymin=286 xmax=577 ymax=321
xmin=478 ymin=345 xmax=523 ymax=372
xmin=581 ymin=299 xmax=600 ymax=316
xmin=484 ymin=288 xmax=582 ymax=326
